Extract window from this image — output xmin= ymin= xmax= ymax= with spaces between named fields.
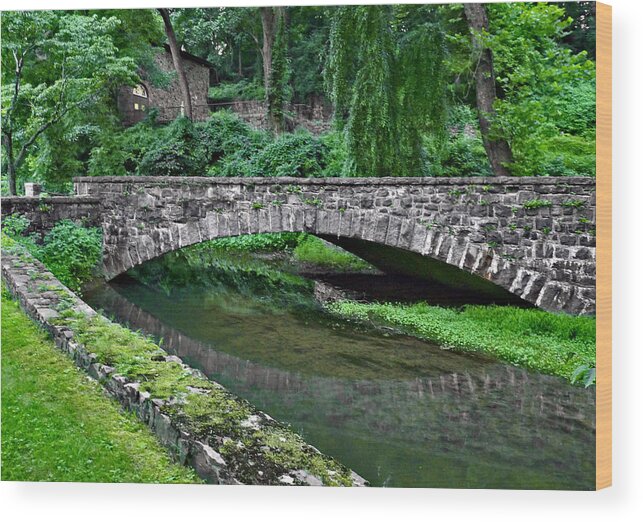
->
xmin=132 ymin=84 xmax=148 ymax=98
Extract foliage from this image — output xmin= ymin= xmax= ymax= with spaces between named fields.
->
xmin=484 ymin=3 xmax=596 ymax=176
xmin=1 ymin=290 xmax=201 ymax=483
xmin=326 ymin=5 xmax=447 ymax=177
xmin=3 ymin=4 xmax=597 ymax=184
xmin=571 ymin=362 xmax=596 ymax=388
xmin=293 ymin=235 xmax=372 ymax=271
xmin=425 ymin=106 xmax=491 ymax=177
xmin=327 ymin=300 xmax=596 ymax=383
xmin=255 ymin=132 xmax=328 ymax=177
xmin=3 ymin=218 xmax=102 ymax=292
xmin=0 ymin=11 xmax=141 ymax=193
xmin=208 ymin=79 xmax=265 ymax=102
xmin=207 ymin=232 xmax=305 ymax=252
xmin=138 ymin=117 xmax=206 ymax=176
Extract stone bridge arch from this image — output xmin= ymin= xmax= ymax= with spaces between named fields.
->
xmin=74 ymin=176 xmax=596 ymax=315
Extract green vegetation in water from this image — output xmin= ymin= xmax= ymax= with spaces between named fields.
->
xmin=0 ymin=289 xmax=202 ymax=484
xmin=2 ymin=216 xmax=102 ymax=292
xmin=326 ymin=301 xmax=596 ymax=383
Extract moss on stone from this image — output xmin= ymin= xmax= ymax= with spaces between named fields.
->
xmin=56 ymin=306 xmax=359 ymax=485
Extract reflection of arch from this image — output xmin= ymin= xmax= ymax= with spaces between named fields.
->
xmin=133 ymin=84 xmax=148 ymax=98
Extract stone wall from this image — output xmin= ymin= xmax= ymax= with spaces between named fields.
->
xmin=74 ymin=176 xmax=597 ymax=315
xmin=211 ymin=100 xmax=333 ymax=134
xmin=118 ymin=51 xmax=210 ymax=125
xmin=1 ymin=196 xmax=102 ymax=238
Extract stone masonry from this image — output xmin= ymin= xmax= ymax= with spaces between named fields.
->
xmin=70 ymin=176 xmax=596 ymax=315
xmin=1 ymin=196 xmax=101 ymax=238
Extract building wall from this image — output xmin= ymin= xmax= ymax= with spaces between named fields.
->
xmin=118 ymin=51 xmax=210 ymax=125
xmin=210 ymin=99 xmax=333 ymax=135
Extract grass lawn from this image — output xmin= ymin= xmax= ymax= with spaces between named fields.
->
xmin=1 ymin=289 xmax=202 ymax=484
xmin=326 ymin=300 xmax=596 ymax=381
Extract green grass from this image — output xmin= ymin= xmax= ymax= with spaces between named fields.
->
xmin=326 ymin=301 xmax=596 ymax=381
xmin=1 ymin=290 xmax=202 ymax=484
xmin=293 ymin=235 xmax=372 ymax=271
xmin=55 ymin=308 xmax=355 ymax=486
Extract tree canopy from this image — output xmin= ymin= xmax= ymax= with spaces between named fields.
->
xmin=1 ymin=3 xmax=597 ymax=194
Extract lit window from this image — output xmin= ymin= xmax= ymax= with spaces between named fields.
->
xmin=134 ymin=103 xmax=139 ymax=110
xmin=133 ymin=84 xmax=148 ymax=98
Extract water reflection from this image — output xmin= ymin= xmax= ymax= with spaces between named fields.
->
xmin=84 ymin=270 xmax=595 ymax=489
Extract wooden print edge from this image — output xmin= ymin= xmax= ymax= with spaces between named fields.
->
xmin=595 ymin=1 xmax=612 ymax=491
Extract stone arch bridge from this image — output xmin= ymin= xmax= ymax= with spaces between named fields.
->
xmin=4 ymin=176 xmax=596 ymax=315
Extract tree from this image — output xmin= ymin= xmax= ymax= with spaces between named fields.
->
xmin=463 ymin=3 xmax=513 ymax=176
xmin=485 ymin=2 xmax=595 ymax=176
xmin=158 ymin=8 xmax=192 ymax=120
xmin=260 ymin=6 xmax=290 ymax=134
xmin=326 ymin=5 xmax=446 ymax=177
xmin=1 ymin=11 xmax=137 ymax=194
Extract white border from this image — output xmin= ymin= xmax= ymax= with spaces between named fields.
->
xmin=1 ymin=0 xmax=641 ymax=520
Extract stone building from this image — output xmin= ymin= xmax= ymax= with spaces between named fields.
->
xmin=117 ymin=45 xmax=212 ymax=125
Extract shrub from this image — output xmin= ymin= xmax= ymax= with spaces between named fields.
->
xmin=511 ymin=133 xmax=596 ymax=177
xmin=255 ymin=132 xmax=328 ymax=177
xmin=207 ymin=232 xmax=305 ymax=252
xmin=138 ymin=117 xmax=207 ymax=177
xmin=208 ymin=79 xmax=265 ymax=102
xmin=88 ymin=113 xmax=162 ymax=177
xmin=3 ymin=217 xmax=102 ymax=292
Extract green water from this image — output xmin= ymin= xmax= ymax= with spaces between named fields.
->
xmin=84 ymin=257 xmax=596 ymax=489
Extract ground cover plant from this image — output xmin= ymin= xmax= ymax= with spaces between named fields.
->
xmin=1 ymin=290 xmax=202 ymax=484
xmin=326 ymin=300 xmax=596 ymax=383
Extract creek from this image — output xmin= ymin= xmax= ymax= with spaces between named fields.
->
xmin=83 ymin=249 xmax=595 ymax=489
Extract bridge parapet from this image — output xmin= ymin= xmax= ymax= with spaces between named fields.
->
xmin=1 ymin=195 xmax=102 ymax=238
xmin=73 ymin=176 xmax=596 ymax=315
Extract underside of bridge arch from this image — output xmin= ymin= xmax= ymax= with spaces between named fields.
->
xmin=317 ymin=235 xmax=532 ymax=307
xmin=79 ymin=176 xmax=595 ymax=315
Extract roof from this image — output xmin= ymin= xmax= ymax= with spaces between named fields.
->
xmin=159 ymin=43 xmax=213 ymax=69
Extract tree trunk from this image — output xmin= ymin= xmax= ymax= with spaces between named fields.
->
xmin=260 ymin=7 xmax=276 ymax=97
xmin=261 ymin=7 xmax=288 ymax=135
xmin=464 ymin=3 xmax=513 ymax=176
xmin=3 ymin=134 xmax=17 ymax=196
xmin=158 ymin=8 xmax=193 ymax=121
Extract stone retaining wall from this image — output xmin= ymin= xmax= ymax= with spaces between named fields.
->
xmin=1 ymin=196 xmax=101 ymax=238
xmin=211 ymin=100 xmax=333 ymax=134
xmin=1 ymin=247 xmax=365 ymax=486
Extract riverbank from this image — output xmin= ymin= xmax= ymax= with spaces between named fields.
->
xmin=1 ymin=245 xmax=365 ymax=486
xmin=1 ymin=289 xmax=202 ymax=484
xmin=325 ymin=300 xmax=596 ymax=382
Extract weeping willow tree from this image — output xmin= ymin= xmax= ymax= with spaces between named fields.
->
xmin=325 ymin=5 xmax=447 ymax=177
xmin=267 ymin=9 xmax=291 ymax=135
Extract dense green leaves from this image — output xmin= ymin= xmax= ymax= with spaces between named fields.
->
xmin=2 ymin=4 xmax=596 ymax=186
xmin=3 ymin=218 xmax=102 ymax=291
xmin=485 ymin=3 xmax=596 ymax=176
xmin=326 ymin=6 xmax=447 ymax=177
